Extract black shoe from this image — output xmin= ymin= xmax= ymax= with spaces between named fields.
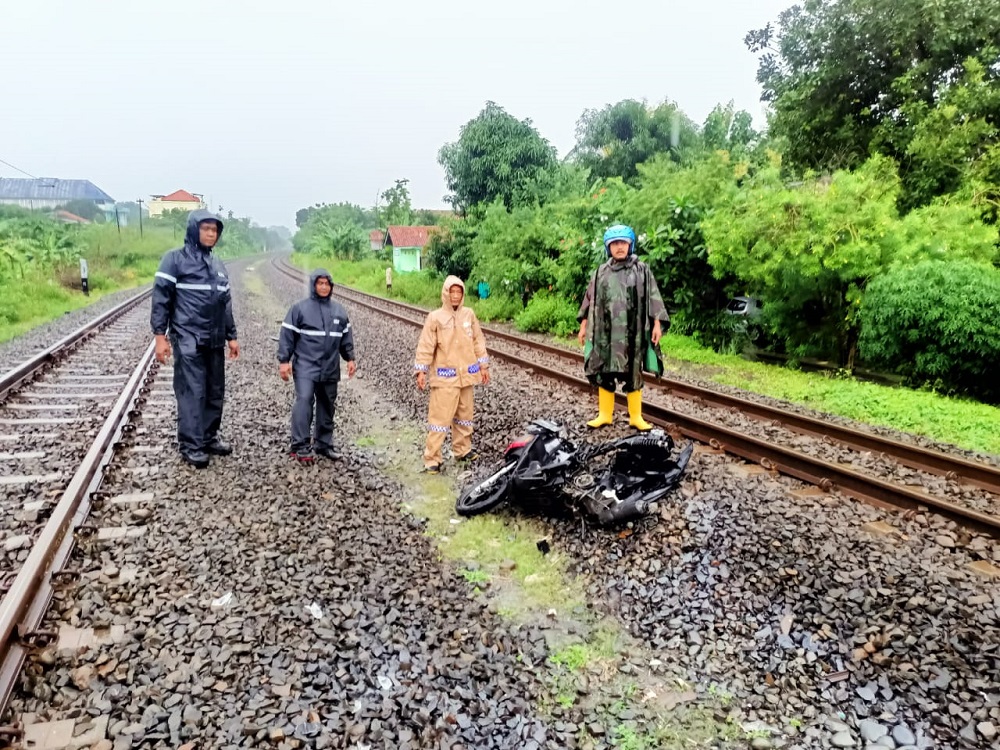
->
xmin=315 ymin=446 xmax=340 ymax=460
xmin=456 ymin=451 xmax=480 ymax=463
xmin=181 ymin=451 xmax=209 ymax=469
xmin=205 ymin=439 xmax=232 ymax=456
xmin=421 ymin=464 xmax=442 ymax=474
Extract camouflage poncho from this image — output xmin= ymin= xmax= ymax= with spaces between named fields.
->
xmin=578 ymin=256 xmax=667 ymax=391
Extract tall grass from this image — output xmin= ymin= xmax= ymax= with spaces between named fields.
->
xmin=0 ymin=221 xmax=270 ymax=343
xmin=291 ymin=254 xmax=446 ymax=307
xmin=0 ymin=225 xmax=176 ymax=342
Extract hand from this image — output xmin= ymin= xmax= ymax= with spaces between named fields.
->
xmin=651 ymin=319 xmax=662 ymax=346
xmin=577 ymin=321 xmax=587 ymax=346
xmin=279 ymin=362 xmax=292 ymax=381
xmin=154 ymin=335 xmax=171 ymax=364
xmin=416 ymin=371 xmax=426 ymax=391
xmin=228 ymin=340 xmax=240 ymax=360
xmin=481 ymin=367 xmax=490 ymax=385
xmin=347 ymin=360 xmax=357 ymax=378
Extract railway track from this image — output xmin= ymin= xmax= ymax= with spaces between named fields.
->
xmin=0 ymin=289 xmax=151 ymax=403
xmin=0 ymin=309 xmax=157 ymax=725
xmin=0 ymin=258 xmax=254 ymax=726
xmin=273 ymin=256 xmax=1000 ymax=538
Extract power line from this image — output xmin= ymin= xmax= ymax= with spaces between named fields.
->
xmin=0 ymin=157 xmax=37 ymax=179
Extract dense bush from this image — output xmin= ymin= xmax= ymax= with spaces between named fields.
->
xmin=859 ymin=260 xmax=1000 ymax=402
xmin=514 ymin=290 xmax=579 ymax=337
xmin=472 ymin=294 xmax=522 ymax=323
xmin=704 ymin=156 xmax=998 ymax=365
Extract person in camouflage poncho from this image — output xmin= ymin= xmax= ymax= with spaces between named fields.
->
xmin=577 ymin=225 xmax=668 ymax=431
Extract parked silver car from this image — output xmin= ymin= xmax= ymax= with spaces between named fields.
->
xmin=725 ymin=296 xmax=763 ymax=318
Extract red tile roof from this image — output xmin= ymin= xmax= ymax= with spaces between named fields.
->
xmin=385 ymin=225 xmax=438 ymax=248
xmin=369 ymin=229 xmax=385 ymax=242
xmin=159 ymin=189 xmax=201 ymax=203
xmin=54 ymin=210 xmax=90 ymax=224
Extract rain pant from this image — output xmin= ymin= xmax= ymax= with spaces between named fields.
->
xmin=277 ymin=269 xmax=355 ymax=452
xmin=413 ymin=276 xmax=488 ymax=465
xmin=150 ymin=209 xmax=236 ymax=455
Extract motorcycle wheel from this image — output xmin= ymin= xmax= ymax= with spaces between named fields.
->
xmin=456 ymin=460 xmax=516 ymax=516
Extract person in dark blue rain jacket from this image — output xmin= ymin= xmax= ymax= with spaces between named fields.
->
xmin=150 ymin=209 xmax=239 ymax=468
xmin=277 ymin=268 xmax=356 ymax=462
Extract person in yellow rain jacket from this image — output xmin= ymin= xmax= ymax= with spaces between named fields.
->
xmin=413 ymin=276 xmax=491 ymax=473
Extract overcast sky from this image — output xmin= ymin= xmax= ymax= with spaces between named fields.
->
xmin=0 ymin=0 xmax=792 ymax=229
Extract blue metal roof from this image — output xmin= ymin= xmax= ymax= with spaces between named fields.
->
xmin=0 ymin=177 xmax=114 ymax=202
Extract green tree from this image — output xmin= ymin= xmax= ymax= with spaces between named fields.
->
xmin=296 ymin=205 xmax=322 ymax=229
xmin=701 ymin=102 xmax=758 ymax=156
xmin=293 ymin=203 xmax=369 ymax=260
xmin=426 ymin=218 xmax=477 ymax=280
xmin=746 ymin=0 xmax=1000 ymax=197
xmin=438 ymin=101 xmax=557 ymax=214
xmin=295 ymin=202 xmax=375 ymax=231
xmin=469 ymin=201 xmax=562 ymax=303
xmin=703 ymin=156 xmax=998 ymax=366
xmin=380 ymin=179 xmax=413 ymax=226
xmin=571 ymin=99 xmax=701 ymax=183
xmin=413 ymin=208 xmax=453 ymax=226
xmin=903 ymin=55 xmax=1000 ymax=210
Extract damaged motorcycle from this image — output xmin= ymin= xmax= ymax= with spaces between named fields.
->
xmin=455 ymin=418 xmax=693 ymax=525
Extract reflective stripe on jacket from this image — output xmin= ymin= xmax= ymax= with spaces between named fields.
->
xmin=277 ymin=268 xmax=355 ymax=382
xmin=414 ymin=276 xmax=488 ymax=388
xmin=150 ymin=209 xmax=236 ymax=349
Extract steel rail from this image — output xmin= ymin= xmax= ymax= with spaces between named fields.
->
xmin=0 ymin=287 xmax=152 ymax=402
xmin=272 ymin=258 xmax=1000 ymax=495
xmin=0 ymin=341 xmax=156 ymax=718
xmin=271 ymin=257 xmax=1000 ymax=537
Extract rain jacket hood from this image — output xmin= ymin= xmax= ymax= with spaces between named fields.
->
xmin=185 ymin=209 xmax=225 ymax=252
xmin=150 ymin=211 xmax=235 ymax=348
xmin=441 ymin=275 xmax=466 ymax=310
xmin=310 ymin=268 xmax=334 ymax=300
xmin=277 ymin=273 xmax=354 ymax=382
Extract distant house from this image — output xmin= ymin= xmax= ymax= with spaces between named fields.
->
xmin=148 ymin=189 xmax=205 ymax=218
xmin=0 ymin=177 xmax=114 ymax=212
xmin=383 ymin=225 xmax=437 ymax=272
xmin=369 ymin=229 xmax=385 ymax=252
xmin=54 ymin=210 xmax=90 ymax=225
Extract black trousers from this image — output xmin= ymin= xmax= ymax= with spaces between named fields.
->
xmin=590 ymin=371 xmax=643 ymax=393
xmin=173 ymin=344 xmax=225 ymax=454
xmin=291 ymin=377 xmax=339 ymax=452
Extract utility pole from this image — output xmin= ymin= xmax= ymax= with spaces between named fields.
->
xmin=137 ymin=198 xmax=144 ymax=238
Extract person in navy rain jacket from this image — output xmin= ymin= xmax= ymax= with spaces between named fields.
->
xmin=150 ymin=209 xmax=240 ymax=469
xmin=277 ymin=268 xmax=356 ymax=462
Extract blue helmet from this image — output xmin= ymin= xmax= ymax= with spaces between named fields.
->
xmin=603 ymin=224 xmax=636 ymax=256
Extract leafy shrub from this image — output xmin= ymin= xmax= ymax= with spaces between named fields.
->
xmin=704 ymin=156 xmax=998 ymax=364
xmin=674 ymin=309 xmax=754 ymax=355
xmin=859 ymin=260 xmax=1000 ymax=402
xmin=300 ymin=257 xmax=446 ymax=308
xmin=472 ymin=294 xmax=522 ymax=322
xmin=392 ymin=270 xmax=446 ymax=306
xmin=427 ymin=219 xmax=476 ymax=280
xmin=514 ymin=290 xmax=579 ymax=337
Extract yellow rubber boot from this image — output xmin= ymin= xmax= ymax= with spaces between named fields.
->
xmin=627 ymin=390 xmax=653 ymax=431
xmin=587 ymin=388 xmax=615 ymax=428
